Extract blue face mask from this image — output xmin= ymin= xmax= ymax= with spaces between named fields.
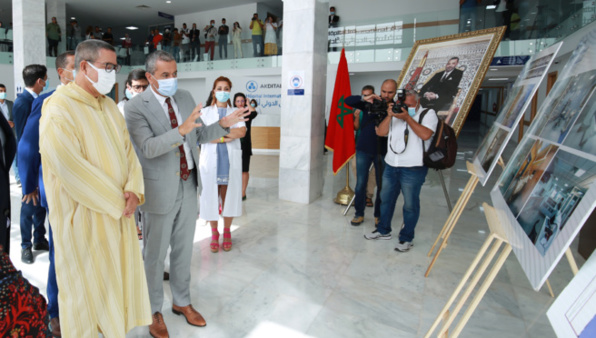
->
xmin=125 ymin=88 xmax=133 ymax=100
xmin=331 ymin=11 xmax=335 ymax=15
xmin=0 ymin=93 xmax=6 ymax=100
xmin=215 ymin=91 xmax=230 ymax=103
xmin=408 ymin=107 xmax=416 ymax=117
xmin=43 ymin=78 xmax=49 ymax=91
xmin=250 ymin=103 xmax=256 ymax=108
xmin=156 ymin=77 xmax=178 ymax=97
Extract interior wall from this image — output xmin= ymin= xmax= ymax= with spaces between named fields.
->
xmin=327 ymin=0 xmax=459 ymax=24
xmin=256 ymin=2 xmax=283 ymax=21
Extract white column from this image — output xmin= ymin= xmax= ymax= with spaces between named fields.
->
xmin=46 ymin=0 xmax=67 ymax=54
xmin=279 ymin=0 xmax=328 ymax=204
xmin=12 ymin=0 xmax=46 ymax=94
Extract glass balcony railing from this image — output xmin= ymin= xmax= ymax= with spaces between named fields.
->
xmin=0 ymin=4 xmax=593 ymax=69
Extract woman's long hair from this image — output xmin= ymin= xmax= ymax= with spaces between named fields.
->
xmin=233 ymin=92 xmax=247 ymax=108
xmin=205 ymin=76 xmax=233 ymax=106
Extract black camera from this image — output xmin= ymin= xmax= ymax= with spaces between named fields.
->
xmin=365 ymin=99 xmax=388 ymax=126
xmin=366 ymin=89 xmax=409 ymax=125
xmin=393 ymin=88 xmax=408 ymax=114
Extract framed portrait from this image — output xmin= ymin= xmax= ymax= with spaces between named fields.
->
xmin=396 ymin=26 xmax=506 ymax=136
xmin=472 ymin=42 xmax=562 ymax=186
xmin=490 ymin=27 xmax=596 ymax=291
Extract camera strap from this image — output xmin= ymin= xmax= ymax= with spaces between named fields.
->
xmin=389 ymin=121 xmax=409 ymax=155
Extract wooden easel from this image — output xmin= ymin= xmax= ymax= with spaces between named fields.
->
xmin=426 ymin=161 xmax=480 ymax=277
xmin=425 ymin=203 xmax=579 ymax=337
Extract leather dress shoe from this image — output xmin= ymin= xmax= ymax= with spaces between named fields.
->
xmin=33 ymin=240 xmax=50 ymax=251
xmin=21 ymin=248 xmax=34 ymax=264
xmin=172 ymin=304 xmax=206 ymax=327
xmin=163 ymin=272 xmax=170 ymax=281
xmin=149 ymin=312 xmax=169 ymax=338
xmin=50 ymin=317 xmax=61 ymax=337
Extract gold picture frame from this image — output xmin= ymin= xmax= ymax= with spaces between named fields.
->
xmin=396 ymin=26 xmax=506 ymax=136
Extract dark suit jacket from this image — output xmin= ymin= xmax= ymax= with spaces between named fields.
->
xmin=1 ymin=100 xmax=13 ymax=122
xmin=329 ymin=15 xmax=340 ymax=28
xmin=13 ymin=90 xmax=35 ymax=141
xmin=18 ymin=90 xmax=53 ymax=208
xmin=420 ymin=68 xmax=463 ymax=111
xmin=0 ymin=113 xmax=16 ymax=253
xmin=190 ymin=28 xmax=201 ymax=42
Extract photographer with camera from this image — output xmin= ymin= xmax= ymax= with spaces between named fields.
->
xmin=344 ymin=80 xmax=396 ymax=227
xmin=364 ymin=89 xmax=438 ymax=253
xmin=250 ymin=13 xmax=265 ymax=57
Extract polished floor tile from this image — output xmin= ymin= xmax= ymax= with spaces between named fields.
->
xmin=5 ymin=121 xmax=583 ymax=337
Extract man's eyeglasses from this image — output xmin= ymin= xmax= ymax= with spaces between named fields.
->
xmin=88 ymin=61 xmax=122 ymax=73
xmin=132 ymin=85 xmax=149 ymax=91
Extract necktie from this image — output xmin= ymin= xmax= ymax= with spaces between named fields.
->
xmin=165 ymin=98 xmax=190 ymax=181
xmin=441 ymin=72 xmax=448 ymax=82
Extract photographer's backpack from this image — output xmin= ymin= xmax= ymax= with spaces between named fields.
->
xmin=419 ymin=109 xmax=458 ymax=170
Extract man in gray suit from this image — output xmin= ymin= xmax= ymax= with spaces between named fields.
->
xmin=125 ymin=50 xmax=247 ymax=338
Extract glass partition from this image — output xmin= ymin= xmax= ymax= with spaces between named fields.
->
xmin=0 ymin=4 xmax=594 ymax=69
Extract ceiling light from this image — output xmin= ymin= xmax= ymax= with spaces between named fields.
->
xmin=488 ymin=78 xmax=509 ymax=81
xmin=166 ymin=0 xmax=171 ymax=2
xmin=120 ymin=37 xmax=126 ymax=40
xmin=490 ymin=68 xmax=498 ymax=71
xmin=70 ymin=17 xmax=76 ymax=20
xmin=575 ymin=169 xmax=586 ymax=177
xmin=126 ymin=26 xmax=139 ymax=30
xmin=486 ymin=5 xmax=496 ymax=9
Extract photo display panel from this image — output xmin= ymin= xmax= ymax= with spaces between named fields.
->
xmin=490 ymin=28 xmax=596 ymax=290
xmin=473 ymin=42 xmax=562 ymax=186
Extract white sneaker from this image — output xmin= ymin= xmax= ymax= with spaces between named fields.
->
xmin=395 ymin=241 xmax=413 ymax=252
xmin=364 ymin=230 xmax=392 ymax=240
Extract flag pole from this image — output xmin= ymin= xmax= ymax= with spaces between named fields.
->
xmin=334 ymin=164 xmax=355 ymax=205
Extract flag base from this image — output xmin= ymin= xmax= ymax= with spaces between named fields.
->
xmin=334 ymin=185 xmax=355 ymax=206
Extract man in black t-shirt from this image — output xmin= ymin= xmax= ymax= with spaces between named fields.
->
xmin=218 ymin=18 xmax=229 ymax=59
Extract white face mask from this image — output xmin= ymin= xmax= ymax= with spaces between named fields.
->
xmin=84 ymin=61 xmax=116 ymax=95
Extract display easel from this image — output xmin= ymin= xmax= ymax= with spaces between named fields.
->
xmin=426 ymin=161 xmax=481 ymax=277
xmin=425 ymin=203 xmax=579 ymax=338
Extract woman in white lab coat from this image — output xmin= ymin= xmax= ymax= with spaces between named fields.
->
xmin=199 ymin=76 xmax=247 ymax=252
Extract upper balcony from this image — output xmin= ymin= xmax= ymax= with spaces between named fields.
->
xmin=0 ymin=2 xmax=593 ymax=72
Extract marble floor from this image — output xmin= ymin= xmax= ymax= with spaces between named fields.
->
xmin=5 ymin=121 xmax=583 ymax=337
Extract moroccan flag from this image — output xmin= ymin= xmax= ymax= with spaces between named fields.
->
xmin=405 ymin=50 xmax=429 ymax=90
xmin=325 ymin=48 xmax=356 ymax=175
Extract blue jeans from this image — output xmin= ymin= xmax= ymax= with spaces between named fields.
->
xmin=252 ymin=34 xmax=263 ymax=57
xmin=47 ymin=221 xmax=59 ymax=319
xmin=376 ymin=164 xmax=428 ymax=242
xmin=354 ymin=151 xmax=383 ymax=218
xmin=12 ymin=156 xmax=19 ymax=182
xmin=190 ymin=41 xmax=200 ymax=60
xmin=20 ymin=199 xmax=46 ymax=249
xmin=219 ymin=36 xmax=228 ymax=59
xmin=173 ymin=46 xmax=180 ymax=62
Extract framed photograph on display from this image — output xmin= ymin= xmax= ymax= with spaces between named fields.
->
xmin=396 ymin=26 xmax=506 ymax=135
xmin=472 ymin=42 xmax=563 ymax=186
xmin=490 ymin=27 xmax=596 ymax=291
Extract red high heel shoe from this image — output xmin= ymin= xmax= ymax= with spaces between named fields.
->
xmin=210 ymin=229 xmax=219 ymax=253
xmin=222 ymin=229 xmax=232 ymax=252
